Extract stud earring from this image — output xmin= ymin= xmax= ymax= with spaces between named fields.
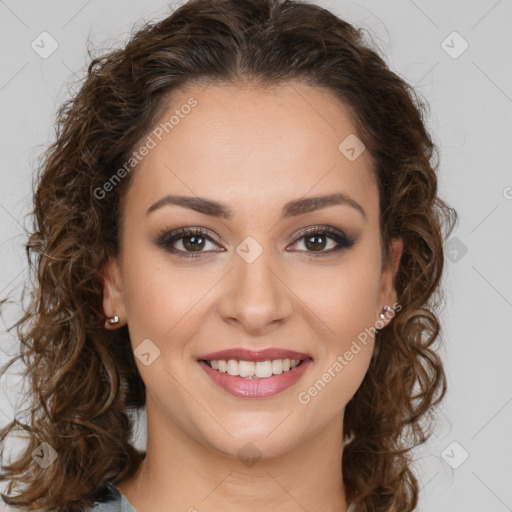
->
xmin=379 ymin=305 xmax=392 ymax=319
xmin=376 ymin=305 xmax=393 ymax=336
xmin=107 ymin=315 xmax=120 ymax=325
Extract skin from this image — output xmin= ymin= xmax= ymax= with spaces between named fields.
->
xmin=102 ymin=81 xmax=403 ymax=512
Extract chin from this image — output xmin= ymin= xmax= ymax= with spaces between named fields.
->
xmin=205 ymin=430 xmax=299 ymax=462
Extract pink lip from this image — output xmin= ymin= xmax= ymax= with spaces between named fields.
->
xmin=197 ymin=348 xmax=312 ymax=362
xmin=198 ymin=358 xmax=313 ymax=399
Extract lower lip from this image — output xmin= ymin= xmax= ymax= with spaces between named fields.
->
xmin=198 ymin=358 xmax=313 ymax=398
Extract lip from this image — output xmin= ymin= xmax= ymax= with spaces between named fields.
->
xmin=197 ymin=348 xmax=312 ymax=362
xmin=198 ymin=357 xmax=313 ymax=398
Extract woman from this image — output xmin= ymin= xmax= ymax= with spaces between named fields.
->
xmin=0 ymin=0 xmax=457 ymax=511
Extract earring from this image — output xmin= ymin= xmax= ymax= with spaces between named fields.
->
xmin=379 ymin=305 xmax=392 ymax=319
xmin=376 ymin=305 xmax=393 ymax=336
xmin=107 ymin=315 xmax=120 ymax=325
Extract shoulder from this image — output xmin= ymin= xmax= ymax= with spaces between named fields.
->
xmin=86 ymin=484 xmax=127 ymax=512
xmin=88 ymin=500 xmax=122 ymax=512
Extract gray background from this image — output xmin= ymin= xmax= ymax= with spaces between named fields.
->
xmin=0 ymin=1 xmax=511 ymax=510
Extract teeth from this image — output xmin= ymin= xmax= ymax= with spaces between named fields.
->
xmin=206 ymin=358 xmax=303 ymax=378
xmin=272 ymin=359 xmax=283 ymax=374
xmin=227 ymin=359 xmax=238 ymax=376
xmin=255 ymin=361 xmax=273 ymax=378
xmin=238 ymin=360 xmax=255 ymax=377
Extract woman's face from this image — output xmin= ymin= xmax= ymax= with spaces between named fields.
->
xmin=103 ymin=81 xmax=402 ymax=458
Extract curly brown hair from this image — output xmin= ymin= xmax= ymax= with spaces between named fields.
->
xmin=0 ymin=0 xmax=458 ymax=511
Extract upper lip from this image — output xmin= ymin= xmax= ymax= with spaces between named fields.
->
xmin=197 ymin=348 xmax=313 ymax=362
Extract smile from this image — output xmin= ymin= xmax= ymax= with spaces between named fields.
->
xmin=198 ymin=357 xmax=313 ymax=398
xmin=205 ymin=358 xmax=304 ymax=378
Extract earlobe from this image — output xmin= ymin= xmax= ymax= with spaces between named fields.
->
xmin=101 ymin=257 xmax=126 ymax=329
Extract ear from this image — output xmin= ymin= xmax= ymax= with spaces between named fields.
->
xmin=101 ymin=257 xmax=126 ymax=329
xmin=375 ymin=237 xmax=403 ymax=326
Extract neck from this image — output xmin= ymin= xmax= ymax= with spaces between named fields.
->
xmin=118 ymin=398 xmax=349 ymax=512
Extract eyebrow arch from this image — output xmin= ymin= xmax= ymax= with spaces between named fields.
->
xmin=146 ymin=192 xmax=367 ymax=221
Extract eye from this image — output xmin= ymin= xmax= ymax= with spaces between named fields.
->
xmin=155 ymin=225 xmax=355 ymax=258
xmin=288 ymin=226 xmax=355 ymax=256
xmin=155 ymin=227 xmax=221 ymax=258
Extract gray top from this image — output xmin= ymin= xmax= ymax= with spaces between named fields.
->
xmin=88 ymin=485 xmax=136 ymax=512
xmin=89 ymin=484 xmax=356 ymax=512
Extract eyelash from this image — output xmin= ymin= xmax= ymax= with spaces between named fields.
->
xmin=154 ymin=226 xmax=356 ymax=258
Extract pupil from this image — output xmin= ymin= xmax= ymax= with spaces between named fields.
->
xmin=306 ymin=235 xmax=325 ymax=251
xmin=184 ymin=236 xmax=204 ymax=251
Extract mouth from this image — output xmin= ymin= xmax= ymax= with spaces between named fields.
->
xmin=200 ymin=357 xmax=311 ymax=379
xmin=197 ymin=356 xmax=314 ymax=398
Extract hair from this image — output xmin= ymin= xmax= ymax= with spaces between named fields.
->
xmin=0 ymin=0 xmax=458 ymax=510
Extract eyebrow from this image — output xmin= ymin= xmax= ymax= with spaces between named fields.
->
xmin=146 ymin=192 xmax=367 ymax=221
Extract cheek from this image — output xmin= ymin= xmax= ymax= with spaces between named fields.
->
xmin=290 ymin=257 xmax=382 ymax=342
xmin=120 ymin=242 xmax=225 ymax=359
xmin=120 ymin=242 xmax=195 ymax=342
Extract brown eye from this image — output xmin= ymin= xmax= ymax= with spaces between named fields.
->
xmin=303 ymin=233 xmax=329 ymax=251
xmin=181 ymin=234 xmax=206 ymax=251
xmin=155 ymin=226 xmax=355 ymax=258
xmin=288 ymin=227 xmax=355 ymax=255
xmin=155 ymin=227 xmax=221 ymax=257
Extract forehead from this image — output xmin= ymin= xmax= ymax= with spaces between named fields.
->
xmin=125 ymin=81 xmax=379 ymax=222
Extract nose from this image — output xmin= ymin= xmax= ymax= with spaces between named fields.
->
xmin=217 ymin=245 xmax=294 ymax=334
